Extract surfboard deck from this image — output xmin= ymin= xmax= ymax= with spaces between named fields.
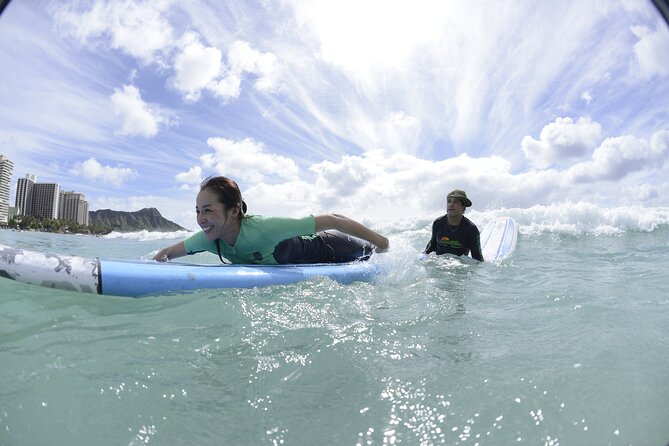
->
xmin=0 ymin=244 xmax=376 ymax=297
xmin=480 ymin=216 xmax=518 ymax=262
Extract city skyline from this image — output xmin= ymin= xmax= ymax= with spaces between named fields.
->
xmin=1 ymin=1 xmax=668 ymax=231
xmin=2 ymin=157 xmax=90 ymax=225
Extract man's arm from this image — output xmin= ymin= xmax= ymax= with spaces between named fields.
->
xmin=470 ymin=232 xmax=484 ymax=262
xmin=424 ymin=221 xmax=437 ymax=254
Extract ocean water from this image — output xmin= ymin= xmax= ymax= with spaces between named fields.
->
xmin=1 ymin=203 xmax=668 ymax=446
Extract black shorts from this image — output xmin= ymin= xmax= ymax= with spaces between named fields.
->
xmin=272 ymin=230 xmax=374 ymax=264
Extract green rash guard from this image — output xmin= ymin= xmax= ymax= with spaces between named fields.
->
xmin=183 ymin=214 xmax=316 ymax=265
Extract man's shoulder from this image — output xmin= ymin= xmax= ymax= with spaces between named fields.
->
xmin=433 ymin=214 xmax=448 ymax=225
xmin=461 ymin=216 xmax=479 ymax=231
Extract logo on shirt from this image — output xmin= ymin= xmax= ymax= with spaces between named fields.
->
xmin=438 ymin=236 xmax=463 ymax=249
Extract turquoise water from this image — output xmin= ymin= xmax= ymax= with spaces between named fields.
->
xmin=1 ymin=205 xmax=668 ymax=446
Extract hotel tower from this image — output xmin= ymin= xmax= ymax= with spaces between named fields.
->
xmin=0 ymin=155 xmax=14 ymax=224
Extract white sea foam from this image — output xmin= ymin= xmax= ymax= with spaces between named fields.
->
xmin=100 ymin=203 xmax=667 ymax=244
xmin=421 ymin=202 xmax=669 ymax=236
xmin=481 ymin=203 xmax=669 ymax=236
xmin=102 ymin=230 xmax=193 ymax=242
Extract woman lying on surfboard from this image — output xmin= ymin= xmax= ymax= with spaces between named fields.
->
xmin=424 ymin=189 xmax=483 ymax=261
xmin=154 ymin=176 xmax=389 ymax=264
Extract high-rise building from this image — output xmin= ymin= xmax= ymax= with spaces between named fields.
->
xmin=0 ymin=155 xmax=14 ymax=224
xmin=31 ymin=183 xmax=60 ymax=219
xmin=15 ymin=174 xmax=36 ymax=216
xmin=15 ymin=175 xmax=89 ymax=224
xmin=59 ymin=191 xmax=89 ymax=225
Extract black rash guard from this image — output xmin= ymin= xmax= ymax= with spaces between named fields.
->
xmin=424 ymin=215 xmax=484 ymax=261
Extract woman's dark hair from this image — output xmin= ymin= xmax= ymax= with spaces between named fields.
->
xmin=200 ymin=176 xmax=247 ymax=222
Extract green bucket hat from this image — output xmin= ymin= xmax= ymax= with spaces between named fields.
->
xmin=447 ymin=189 xmax=472 ymax=207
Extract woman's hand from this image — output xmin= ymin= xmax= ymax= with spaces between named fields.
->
xmin=153 ymin=242 xmax=187 ymax=262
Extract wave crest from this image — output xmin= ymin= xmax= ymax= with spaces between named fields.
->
xmin=469 ymin=203 xmax=669 ymax=236
xmin=103 ymin=230 xmax=193 ymax=241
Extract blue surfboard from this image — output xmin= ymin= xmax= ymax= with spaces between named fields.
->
xmin=0 ymin=244 xmax=376 ymax=297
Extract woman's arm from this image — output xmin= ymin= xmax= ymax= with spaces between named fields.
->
xmin=153 ymin=241 xmax=187 ymax=262
xmin=315 ymin=214 xmax=389 ymax=252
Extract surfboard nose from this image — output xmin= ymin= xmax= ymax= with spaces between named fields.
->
xmin=0 ymin=244 xmax=100 ymax=294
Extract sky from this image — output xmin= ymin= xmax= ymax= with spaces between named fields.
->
xmin=1 ymin=0 xmax=668 ymax=230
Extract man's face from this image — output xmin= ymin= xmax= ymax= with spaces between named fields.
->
xmin=446 ymin=197 xmax=465 ymax=217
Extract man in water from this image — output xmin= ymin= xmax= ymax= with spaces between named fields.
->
xmin=424 ymin=189 xmax=483 ymax=261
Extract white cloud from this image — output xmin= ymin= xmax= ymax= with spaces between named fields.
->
xmin=227 ymin=126 xmax=669 ymax=218
xmin=581 ymin=91 xmax=594 ymax=104
xmin=310 ymin=155 xmax=376 ymax=207
xmin=175 ymin=166 xmax=203 ymax=185
xmin=244 ymin=180 xmax=317 ymax=217
xmin=521 ymin=117 xmax=603 ymax=169
xmin=626 ymin=183 xmax=659 ymax=202
xmin=565 ymin=130 xmax=669 ymax=183
xmin=69 ymin=158 xmax=138 ymax=187
xmin=53 ymin=3 xmax=280 ymax=104
xmin=207 ymin=73 xmax=242 ymax=100
xmin=171 ymin=38 xmax=280 ymax=102
xmin=93 ymin=194 xmax=163 ymax=212
xmin=136 ymin=128 xmax=668 ymax=225
xmin=631 ymin=21 xmax=669 ymax=78
xmin=305 ymin=151 xmax=518 ymax=214
xmin=51 ymin=0 xmax=175 ymax=64
xmin=111 ymin=85 xmax=169 ymax=137
xmin=389 ymin=112 xmax=419 ymax=128
xmin=200 ymin=137 xmax=300 ymax=184
xmin=172 ymin=34 xmax=223 ymax=102
xmin=16 ymin=0 xmax=669 ymax=215
xmin=291 ymin=0 xmax=446 ymax=72
xmin=281 ymin=1 xmax=625 ymax=159
xmin=227 ymin=40 xmax=280 ymax=93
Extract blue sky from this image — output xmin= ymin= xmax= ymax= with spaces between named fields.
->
xmin=1 ymin=0 xmax=668 ymax=230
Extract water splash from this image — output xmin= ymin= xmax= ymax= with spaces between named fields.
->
xmin=395 ymin=203 xmax=669 ymax=237
xmin=103 ymin=230 xmax=192 ymax=242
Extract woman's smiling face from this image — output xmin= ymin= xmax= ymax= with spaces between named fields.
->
xmin=196 ymin=188 xmax=238 ymax=241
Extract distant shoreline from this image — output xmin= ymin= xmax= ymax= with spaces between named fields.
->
xmin=0 ymin=226 xmax=108 ymax=236
xmin=4 ymin=208 xmax=186 ymax=235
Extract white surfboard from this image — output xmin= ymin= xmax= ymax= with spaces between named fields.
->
xmin=480 ymin=216 xmax=518 ymax=262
